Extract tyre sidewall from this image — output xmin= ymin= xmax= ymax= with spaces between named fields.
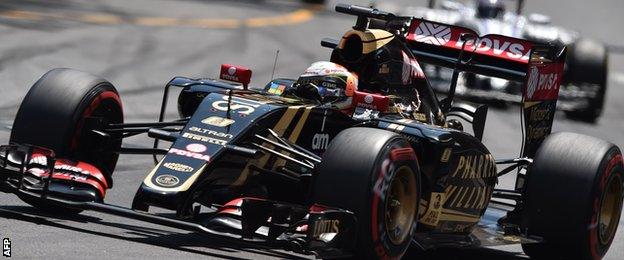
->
xmin=586 ymin=147 xmax=623 ymax=259
xmin=368 ymin=139 xmax=420 ymax=259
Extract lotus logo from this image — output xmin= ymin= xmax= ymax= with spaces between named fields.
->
xmin=162 ymin=162 xmax=193 ymax=172
xmin=202 ymin=116 xmax=235 ymax=127
xmin=155 ymin=174 xmax=179 ymax=187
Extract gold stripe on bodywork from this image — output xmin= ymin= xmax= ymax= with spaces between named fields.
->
xmin=232 ymin=106 xmax=302 ymax=185
xmin=143 ymin=160 xmax=208 ymax=192
xmin=273 ymin=107 xmax=313 ymax=169
xmin=288 ymin=107 xmax=312 ymax=142
xmin=523 ymin=101 xmax=541 ymax=108
xmin=439 ymin=208 xmax=481 ymax=222
xmin=338 ymin=29 xmax=394 ymax=54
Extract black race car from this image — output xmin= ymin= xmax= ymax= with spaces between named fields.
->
xmin=0 ymin=4 xmax=622 ymax=260
xmin=402 ymin=0 xmax=609 ymax=122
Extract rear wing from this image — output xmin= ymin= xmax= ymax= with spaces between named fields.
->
xmin=406 ymin=18 xmax=566 ymax=157
xmin=330 ymin=4 xmax=566 ymax=158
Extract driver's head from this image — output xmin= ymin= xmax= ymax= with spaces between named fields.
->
xmin=295 ymin=61 xmax=358 ymax=103
xmin=476 ymin=0 xmax=505 ymax=19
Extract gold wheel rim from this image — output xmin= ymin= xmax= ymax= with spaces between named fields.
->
xmin=598 ymin=173 xmax=623 ymax=245
xmin=384 ymin=166 xmax=417 ymax=245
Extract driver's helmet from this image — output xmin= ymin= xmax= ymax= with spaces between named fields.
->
xmin=476 ymin=0 xmax=505 ymax=19
xmin=296 ymin=61 xmax=358 ymax=106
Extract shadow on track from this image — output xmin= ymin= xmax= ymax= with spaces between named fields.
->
xmin=0 ymin=204 xmax=530 ymax=259
xmin=0 ymin=205 xmax=309 ymax=260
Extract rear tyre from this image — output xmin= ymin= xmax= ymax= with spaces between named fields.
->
xmin=564 ymin=39 xmax=608 ymax=123
xmin=10 ymin=68 xmax=123 ymax=213
xmin=522 ymin=132 xmax=623 ymax=260
xmin=312 ymin=127 xmax=420 ymax=259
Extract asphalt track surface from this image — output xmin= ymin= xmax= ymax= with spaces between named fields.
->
xmin=0 ymin=0 xmax=623 ymax=259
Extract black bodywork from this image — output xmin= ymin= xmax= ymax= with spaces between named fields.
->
xmin=0 ymin=4 xmax=568 ymax=258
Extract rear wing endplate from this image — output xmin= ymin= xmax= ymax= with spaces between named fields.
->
xmin=406 ymin=18 xmax=566 ymax=157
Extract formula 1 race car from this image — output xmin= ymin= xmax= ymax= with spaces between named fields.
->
xmin=402 ymin=0 xmax=609 ymax=122
xmin=0 ymin=4 xmax=622 ymax=260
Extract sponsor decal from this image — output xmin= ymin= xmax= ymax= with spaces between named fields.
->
xmin=202 ymin=116 xmax=235 ymax=127
xmin=378 ymin=63 xmax=389 ymax=74
xmin=413 ymin=112 xmax=427 ymax=122
xmin=525 ymin=64 xmax=561 ymax=100
xmin=445 ymin=185 xmax=493 ymax=211
xmin=162 ymin=162 xmax=193 ymax=173
xmin=461 ymin=37 xmax=530 ymax=61
xmin=55 ymin=164 xmax=92 ymax=176
xmin=312 ymin=219 xmax=340 ymax=238
xmin=353 ymin=91 xmax=390 ymax=111
xmin=267 ymin=82 xmax=286 ymax=95
xmin=440 ymin=148 xmax=452 ymax=162
xmin=412 ymin=21 xmax=451 ymax=46
xmin=155 ymin=174 xmax=179 ymax=187
xmin=212 ymin=96 xmax=259 ymax=115
xmin=219 ymin=64 xmax=252 ymax=85
xmin=450 ymin=154 xmax=496 ymax=179
xmin=188 ymin=126 xmax=233 ymax=139
xmin=186 ymin=143 xmax=207 ymax=153
xmin=182 ymin=132 xmax=227 ymax=146
xmin=439 ymin=154 xmax=497 ymax=212
xmin=419 ymin=192 xmax=445 ymax=226
xmin=54 ymin=171 xmax=88 ymax=182
xmin=168 ymin=148 xmax=210 ymax=161
xmin=407 ymin=20 xmax=532 ymax=63
xmin=3 ymin=238 xmax=10 ymax=257
xmin=29 ymin=156 xmax=47 ymax=165
xmin=312 ymin=133 xmax=329 ymax=150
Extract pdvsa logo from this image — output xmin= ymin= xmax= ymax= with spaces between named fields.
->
xmin=526 ymin=65 xmax=559 ymax=100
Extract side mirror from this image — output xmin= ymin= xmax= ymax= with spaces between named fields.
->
xmin=220 ymin=64 xmax=252 ymax=89
xmin=528 ymin=13 xmax=551 ymax=25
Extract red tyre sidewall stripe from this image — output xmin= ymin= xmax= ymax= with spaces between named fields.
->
xmin=70 ymin=90 xmax=122 ymax=151
xmin=372 ymin=146 xmax=418 ymax=259
xmin=589 ymin=153 xmax=622 ymax=259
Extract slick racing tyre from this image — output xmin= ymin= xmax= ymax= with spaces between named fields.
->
xmin=312 ymin=127 xmax=420 ymax=259
xmin=522 ymin=132 xmax=624 ymax=260
xmin=10 ymin=68 xmax=123 ymax=212
xmin=564 ymin=39 xmax=608 ymax=123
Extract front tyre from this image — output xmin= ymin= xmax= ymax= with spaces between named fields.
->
xmin=522 ymin=132 xmax=624 ymax=260
xmin=312 ymin=127 xmax=420 ymax=259
xmin=10 ymin=68 xmax=123 ymax=213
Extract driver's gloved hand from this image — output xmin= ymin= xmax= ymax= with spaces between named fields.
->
xmin=295 ymin=83 xmax=322 ymax=102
